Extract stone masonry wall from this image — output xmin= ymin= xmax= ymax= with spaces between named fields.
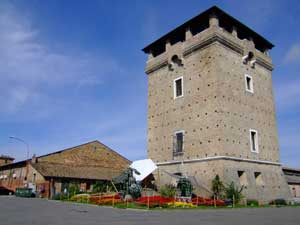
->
xmin=0 ymin=163 xmax=45 ymax=190
xmin=146 ymin=20 xmax=291 ymax=202
xmin=155 ymin=160 xmax=290 ymax=203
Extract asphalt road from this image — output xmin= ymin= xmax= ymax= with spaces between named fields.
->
xmin=0 ymin=196 xmax=300 ymax=225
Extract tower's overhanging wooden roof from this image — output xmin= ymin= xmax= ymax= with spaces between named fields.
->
xmin=142 ymin=6 xmax=274 ymax=54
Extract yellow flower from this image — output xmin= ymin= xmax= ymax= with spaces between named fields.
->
xmin=167 ymin=201 xmax=196 ymax=208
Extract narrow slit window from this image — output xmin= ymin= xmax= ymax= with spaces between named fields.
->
xmin=245 ymin=74 xmax=253 ymax=93
xmin=250 ymin=129 xmax=259 ymax=153
xmin=174 ymin=77 xmax=183 ymax=98
xmin=174 ymin=131 xmax=184 ymax=154
xmin=33 ymin=173 xmax=36 ymax=183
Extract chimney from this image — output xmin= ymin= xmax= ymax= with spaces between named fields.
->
xmin=31 ymin=154 xmax=38 ymax=164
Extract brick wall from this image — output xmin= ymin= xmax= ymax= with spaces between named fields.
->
xmin=38 ymin=141 xmax=129 ymax=170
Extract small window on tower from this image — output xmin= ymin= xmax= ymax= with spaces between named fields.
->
xmin=250 ymin=129 xmax=259 ymax=153
xmin=237 ymin=171 xmax=248 ymax=186
xmin=254 ymin=172 xmax=264 ymax=185
xmin=174 ymin=131 xmax=184 ymax=155
xmin=245 ymin=74 xmax=253 ymax=93
xmin=174 ymin=77 xmax=183 ymax=98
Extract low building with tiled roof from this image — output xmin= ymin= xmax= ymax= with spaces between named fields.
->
xmin=0 ymin=141 xmax=130 ymax=198
xmin=282 ymin=167 xmax=300 ymax=200
xmin=0 ymin=155 xmax=14 ymax=166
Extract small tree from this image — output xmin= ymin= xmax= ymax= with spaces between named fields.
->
xmin=68 ymin=184 xmax=80 ymax=196
xmin=93 ymin=181 xmax=113 ymax=193
xmin=224 ymin=182 xmax=244 ymax=204
xmin=159 ymin=184 xmax=177 ymax=198
xmin=211 ymin=175 xmax=224 ymax=199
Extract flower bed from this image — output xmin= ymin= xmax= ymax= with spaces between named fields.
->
xmin=70 ymin=193 xmax=90 ymax=202
xmin=191 ymin=197 xmax=225 ymax=206
xmin=134 ymin=196 xmax=225 ymax=207
xmin=68 ymin=193 xmax=225 ymax=208
xmin=134 ymin=196 xmax=174 ymax=207
xmin=89 ymin=193 xmax=121 ymax=205
xmin=167 ymin=202 xmax=197 ymax=208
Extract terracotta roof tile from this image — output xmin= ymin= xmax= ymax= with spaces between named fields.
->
xmin=32 ymin=162 xmax=123 ymax=180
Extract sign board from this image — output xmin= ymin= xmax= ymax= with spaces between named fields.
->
xmin=130 ymin=159 xmax=157 ymax=181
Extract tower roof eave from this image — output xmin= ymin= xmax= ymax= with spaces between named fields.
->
xmin=142 ymin=6 xmax=274 ymax=54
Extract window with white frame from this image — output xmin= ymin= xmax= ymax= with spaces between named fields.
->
xmin=245 ymin=74 xmax=253 ymax=93
xmin=249 ymin=129 xmax=259 ymax=153
xmin=174 ymin=77 xmax=183 ymax=98
xmin=174 ymin=130 xmax=184 ymax=154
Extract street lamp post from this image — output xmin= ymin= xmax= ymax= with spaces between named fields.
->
xmin=9 ymin=136 xmax=30 ymax=160
xmin=9 ymin=136 xmax=30 ymax=188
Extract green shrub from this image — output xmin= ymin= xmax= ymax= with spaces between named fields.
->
xmin=247 ymin=199 xmax=259 ymax=207
xmin=52 ymin=193 xmax=60 ymax=200
xmin=159 ymin=184 xmax=177 ymax=197
xmin=52 ymin=193 xmax=69 ymax=200
xmin=93 ymin=181 xmax=113 ymax=193
xmin=68 ymin=184 xmax=80 ymax=196
xmin=270 ymin=199 xmax=287 ymax=206
xmin=224 ymin=182 xmax=244 ymax=204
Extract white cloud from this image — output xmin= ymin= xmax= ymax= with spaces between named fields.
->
xmin=0 ymin=3 xmax=121 ymax=115
xmin=283 ymin=44 xmax=300 ymax=64
xmin=0 ymin=3 xmax=147 ymax=162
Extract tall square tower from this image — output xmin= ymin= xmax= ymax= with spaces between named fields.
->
xmin=142 ymin=6 xmax=291 ymax=202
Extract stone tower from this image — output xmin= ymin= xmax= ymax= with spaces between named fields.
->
xmin=142 ymin=6 xmax=291 ymax=203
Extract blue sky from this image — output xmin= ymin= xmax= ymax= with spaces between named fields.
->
xmin=0 ymin=0 xmax=299 ymax=167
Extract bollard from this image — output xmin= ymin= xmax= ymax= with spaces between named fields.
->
xmin=214 ymin=195 xmax=216 ymax=208
xmin=147 ymin=193 xmax=150 ymax=210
